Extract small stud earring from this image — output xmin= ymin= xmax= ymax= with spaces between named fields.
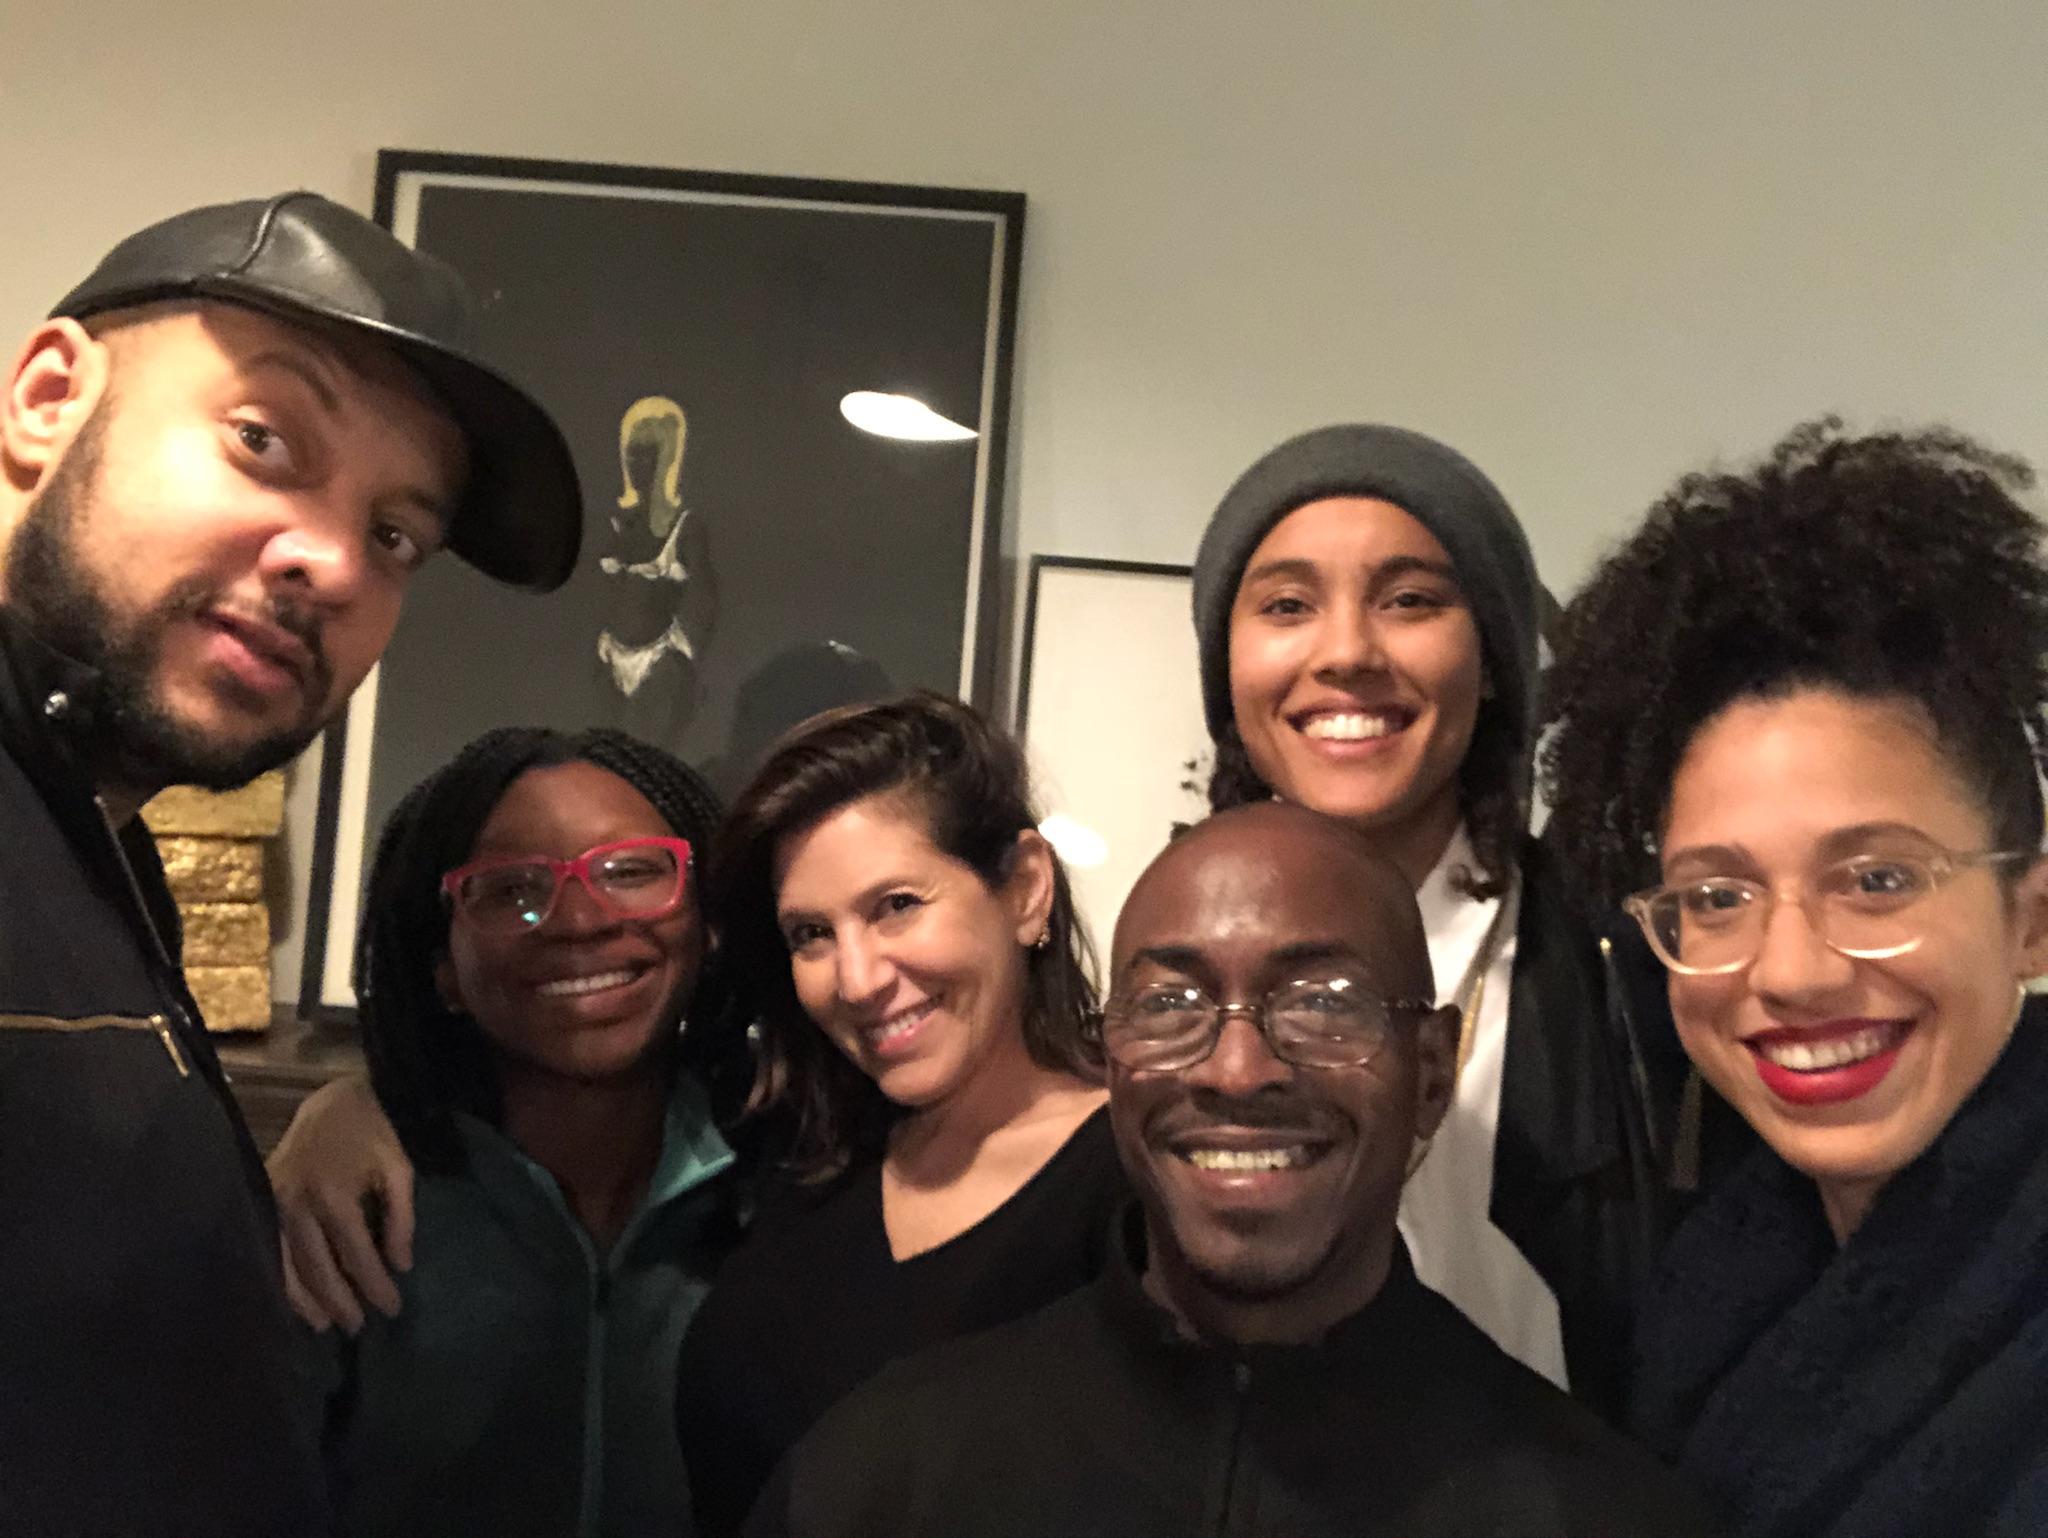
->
xmin=1033 ymin=925 xmax=1052 ymax=951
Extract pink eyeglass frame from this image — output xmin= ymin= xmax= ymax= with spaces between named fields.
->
xmin=440 ymin=836 xmax=694 ymax=930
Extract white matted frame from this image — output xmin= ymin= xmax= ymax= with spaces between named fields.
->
xmin=1016 ymin=557 xmax=1210 ymax=964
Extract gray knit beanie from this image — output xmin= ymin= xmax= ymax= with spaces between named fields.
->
xmin=1190 ymin=423 xmax=1542 ymax=764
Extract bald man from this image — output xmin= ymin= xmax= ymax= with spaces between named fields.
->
xmin=746 ymin=804 xmax=1717 ymax=1537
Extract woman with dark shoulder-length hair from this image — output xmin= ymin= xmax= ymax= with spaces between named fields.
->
xmin=1190 ymin=424 xmax=1675 ymax=1415
xmin=1542 ymin=419 xmax=2048 ymax=1537
xmin=673 ymin=690 xmax=1120 ymax=1535
xmin=306 ymin=726 xmax=740 ymax=1537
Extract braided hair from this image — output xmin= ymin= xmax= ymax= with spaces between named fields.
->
xmin=354 ymin=726 xmax=733 ymax=1173
xmin=1541 ymin=418 xmax=2048 ymax=909
xmin=710 ymin=691 xmax=1100 ymax=1182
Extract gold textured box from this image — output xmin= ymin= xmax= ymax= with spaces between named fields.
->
xmin=156 ymin=836 xmax=265 ymax=903
xmin=186 ymin=964 xmax=272 ymax=1033
xmin=179 ymin=901 xmax=271 ymax=967
xmin=142 ymin=772 xmax=286 ymax=838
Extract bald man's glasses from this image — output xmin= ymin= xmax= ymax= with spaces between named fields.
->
xmin=1098 ymin=976 xmax=1435 ymax=1073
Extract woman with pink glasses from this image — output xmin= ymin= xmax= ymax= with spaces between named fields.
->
xmin=301 ymin=726 xmax=741 ymax=1537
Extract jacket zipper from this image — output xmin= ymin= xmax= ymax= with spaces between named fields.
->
xmin=95 ymin=800 xmax=179 ymax=973
xmin=95 ymin=798 xmax=194 ymax=1077
xmin=0 ymin=1012 xmax=190 ymax=1077
xmin=576 ymin=1253 xmax=612 ymax=1538
xmin=1599 ymin=936 xmax=1666 ymax=1170
xmin=1213 ymin=1360 xmax=1252 ymax=1535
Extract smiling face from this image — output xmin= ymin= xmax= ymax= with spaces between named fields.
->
xmin=437 ymin=761 xmax=704 ymax=1087
xmin=1659 ymin=689 xmax=2048 ymax=1220
xmin=1108 ymin=803 xmax=1455 ymax=1337
xmin=1 ymin=305 xmax=464 ymax=793
xmin=1227 ymin=497 xmax=1484 ymax=858
xmin=773 ymin=795 xmax=1051 ymax=1111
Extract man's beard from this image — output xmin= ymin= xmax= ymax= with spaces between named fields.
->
xmin=4 ymin=407 xmax=333 ymax=793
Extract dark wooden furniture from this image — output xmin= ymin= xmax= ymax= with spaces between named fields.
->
xmin=217 ymin=1008 xmax=364 ymax=1155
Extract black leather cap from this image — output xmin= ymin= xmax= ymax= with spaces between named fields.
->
xmin=51 ymin=191 xmax=582 ymax=592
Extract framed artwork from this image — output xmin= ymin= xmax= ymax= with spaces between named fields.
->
xmin=1016 ymin=557 xmax=1210 ymax=964
xmin=300 ymin=149 xmax=1025 ymax=1018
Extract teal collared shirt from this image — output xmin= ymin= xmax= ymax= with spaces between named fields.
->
xmin=307 ymin=1079 xmax=735 ymax=1537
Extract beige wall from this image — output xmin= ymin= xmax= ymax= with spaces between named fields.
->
xmin=9 ymin=0 xmax=2047 ymax=999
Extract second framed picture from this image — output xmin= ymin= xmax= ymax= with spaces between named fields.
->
xmin=1016 ymin=557 xmax=1210 ymax=962
xmin=301 ymin=149 xmax=1025 ymax=1018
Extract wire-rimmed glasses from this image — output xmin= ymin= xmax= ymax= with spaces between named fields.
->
xmin=1097 ymin=975 xmax=1435 ymax=1072
xmin=1623 ymin=844 xmax=2029 ymax=976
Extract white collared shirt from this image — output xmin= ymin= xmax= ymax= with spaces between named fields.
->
xmin=1398 ymin=826 xmax=1569 ymax=1388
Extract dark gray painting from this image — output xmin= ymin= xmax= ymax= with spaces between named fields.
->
xmin=364 ymin=160 xmax=1019 ymax=835
xmin=300 ymin=156 xmax=1022 ymax=1013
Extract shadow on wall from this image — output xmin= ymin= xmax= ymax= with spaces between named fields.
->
xmin=699 ymin=641 xmax=896 ymax=800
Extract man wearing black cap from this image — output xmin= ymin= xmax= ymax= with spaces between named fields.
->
xmin=0 ymin=192 xmax=581 ymax=1534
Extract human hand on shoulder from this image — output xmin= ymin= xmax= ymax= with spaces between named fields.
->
xmin=267 ymin=1074 xmax=415 ymax=1334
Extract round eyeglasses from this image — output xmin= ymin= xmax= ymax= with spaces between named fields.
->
xmin=1624 ymin=845 xmax=2029 ymax=976
xmin=440 ymin=836 xmax=692 ymax=936
xmin=1096 ymin=975 xmax=1435 ymax=1073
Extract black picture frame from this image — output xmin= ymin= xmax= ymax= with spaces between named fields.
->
xmin=300 ymin=149 xmax=1026 ymax=1021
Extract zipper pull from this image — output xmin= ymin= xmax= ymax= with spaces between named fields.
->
xmin=147 ymin=1013 xmax=191 ymax=1079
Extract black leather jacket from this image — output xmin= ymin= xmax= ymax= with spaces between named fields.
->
xmin=1491 ymin=836 xmax=1688 ymax=1422
xmin=0 ymin=608 xmax=324 ymax=1535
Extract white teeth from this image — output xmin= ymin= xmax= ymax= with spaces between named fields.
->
xmin=1183 ymin=1146 xmax=1309 ymax=1172
xmin=870 ymin=1002 xmax=935 ymax=1045
xmin=537 ymin=969 xmax=636 ymax=998
xmin=1301 ymin=713 xmax=1398 ymax=742
xmin=1759 ymin=1026 xmax=1896 ymax=1072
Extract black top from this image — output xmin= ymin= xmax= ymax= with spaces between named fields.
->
xmin=748 ymin=1210 xmax=1720 ymax=1538
xmin=675 ymin=1106 xmax=1127 ymax=1534
xmin=0 ymin=610 xmax=324 ymax=1536
xmin=1631 ymin=997 xmax=2048 ymax=1538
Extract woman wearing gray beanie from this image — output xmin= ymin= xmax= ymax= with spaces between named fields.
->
xmin=1189 ymin=424 xmax=1677 ymax=1421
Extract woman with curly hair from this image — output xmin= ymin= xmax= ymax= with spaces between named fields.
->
xmin=1191 ymin=425 xmax=1674 ymax=1416
xmin=1542 ymin=419 xmax=2048 ymax=1538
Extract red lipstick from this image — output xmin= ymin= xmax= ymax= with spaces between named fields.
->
xmin=1745 ymin=1019 xmax=1913 ymax=1107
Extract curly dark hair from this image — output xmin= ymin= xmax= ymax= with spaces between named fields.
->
xmin=354 ymin=726 xmax=732 ymax=1174
xmin=1206 ymin=703 xmax=1526 ymax=901
xmin=710 ymin=690 xmax=1101 ymax=1182
xmin=1541 ymin=418 xmax=2048 ymax=908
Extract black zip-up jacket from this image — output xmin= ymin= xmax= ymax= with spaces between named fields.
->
xmin=1492 ymin=835 xmax=1687 ymax=1421
xmin=0 ymin=609 xmax=325 ymax=1536
xmin=749 ymin=1214 xmax=1720 ymax=1538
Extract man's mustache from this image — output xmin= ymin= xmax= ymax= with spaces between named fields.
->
xmin=265 ymin=594 xmax=327 ymax=673
xmin=174 ymin=583 xmax=333 ymax=698
xmin=1144 ymin=1088 xmax=1348 ymax=1145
